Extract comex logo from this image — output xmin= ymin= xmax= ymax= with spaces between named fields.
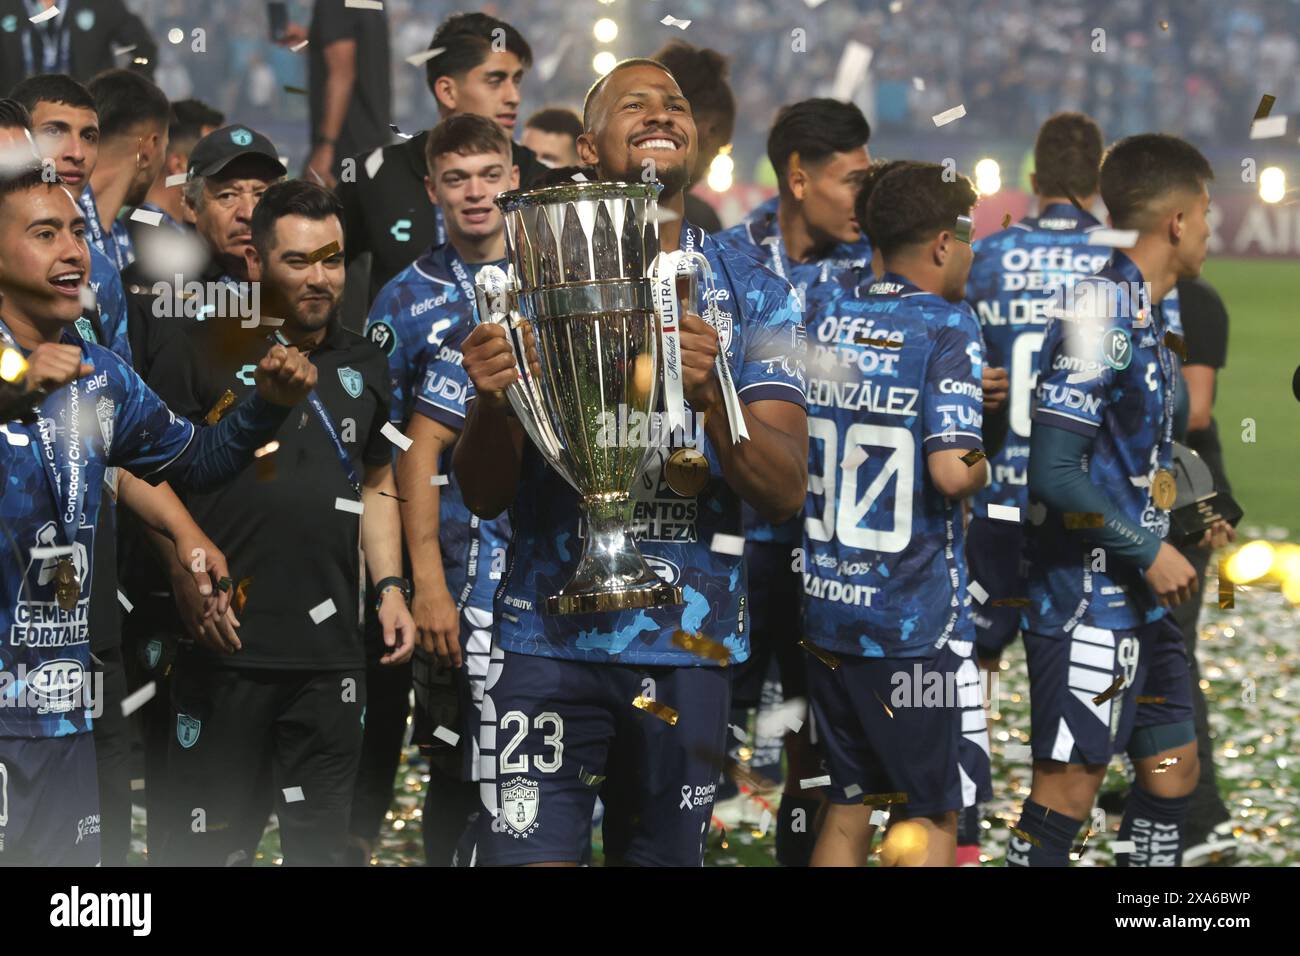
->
xmin=49 ymin=886 xmax=151 ymax=936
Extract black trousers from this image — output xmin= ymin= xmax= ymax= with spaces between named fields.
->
xmin=91 ymin=645 xmax=131 ymax=866
xmin=348 ymin=657 xmax=411 ymax=845
xmin=158 ymin=656 xmax=366 ymax=866
xmin=1170 ymin=542 xmax=1229 ymax=830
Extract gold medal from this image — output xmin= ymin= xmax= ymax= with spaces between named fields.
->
xmin=54 ymin=557 xmax=80 ymax=612
xmin=1152 ymin=468 xmax=1177 ymax=510
xmin=664 ymin=447 xmax=709 ymax=497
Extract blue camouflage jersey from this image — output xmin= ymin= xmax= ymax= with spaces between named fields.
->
xmin=717 ymin=196 xmax=871 ymax=544
xmin=77 ymin=185 xmax=131 ymax=272
xmin=495 ymin=222 xmax=807 ymax=666
xmin=364 ymin=244 xmax=509 ymax=612
xmin=85 ymin=244 xmax=132 ymax=366
xmin=0 ymin=333 xmax=198 ymax=737
xmin=1025 ymin=250 xmax=1180 ymax=632
xmin=802 ymin=272 xmax=985 ymax=659
xmin=965 ymin=203 xmax=1106 ymax=517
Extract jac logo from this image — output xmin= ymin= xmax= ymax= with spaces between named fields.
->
xmin=27 ymin=659 xmax=85 ymax=714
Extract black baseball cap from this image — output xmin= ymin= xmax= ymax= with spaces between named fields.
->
xmin=187 ymin=125 xmax=287 ymax=178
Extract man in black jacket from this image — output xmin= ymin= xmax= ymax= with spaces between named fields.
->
xmin=0 ymin=0 xmax=156 ymax=93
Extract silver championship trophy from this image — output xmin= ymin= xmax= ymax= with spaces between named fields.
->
xmin=474 ymin=180 xmax=746 ymax=616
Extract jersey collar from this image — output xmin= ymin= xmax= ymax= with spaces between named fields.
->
xmin=1037 ymin=202 xmax=1102 ymax=228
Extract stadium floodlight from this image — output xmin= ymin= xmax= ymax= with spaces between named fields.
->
xmin=593 ymin=51 xmax=618 ymax=75
xmin=593 ymin=18 xmax=619 ymax=43
xmin=974 ymin=158 xmax=1001 ymax=196
xmin=1225 ymin=540 xmax=1274 ymax=583
xmin=706 ymin=149 xmax=734 ymax=192
xmin=1259 ymin=166 xmax=1286 ymax=203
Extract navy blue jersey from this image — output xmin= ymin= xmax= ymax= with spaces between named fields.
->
xmin=0 ymin=335 xmax=197 ymax=737
xmin=1025 ymin=250 xmax=1180 ymax=632
xmin=364 ymin=244 xmax=509 ymax=613
xmin=495 ymin=222 xmax=806 ymax=667
xmin=965 ymin=203 xmax=1106 ymax=517
xmin=717 ymin=196 xmax=871 ymax=545
xmin=803 ymin=273 xmax=984 ymax=658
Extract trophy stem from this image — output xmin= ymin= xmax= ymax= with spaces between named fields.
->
xmin=546 ymin=492 xmax=684 ymax=615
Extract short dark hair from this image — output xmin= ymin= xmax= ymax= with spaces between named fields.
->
xmin=583 ymin=58 xmax=674 ymax=130
xmin=651 ymin=41 xmax=735 ymax=141
xmin=250 ymin=180 xmax=344 ymax=260
xmin=864 ymin=162 xmax=978 ymax=258
xmin=87 ymin=69 xmax=170 ymax=140
xmin=1100 ymin=134 xmax=1214 ymax=230
xmin=853 ymin=158 xmax=921 ymax=232
xmin=768 ymin=98 xmax=871 ymax=192
xmin=425 ymin=13 xmax=532 ymax=97
xmin=169 ymin=99 xmax=225 ymax=155
xmin=1034 ymin=112 xmax=1103 ymax=201
xmin=0 ymin=165 xmax=56 ymax=212
xmin=0 ymin=98 xmax=32 ymax=131
xmin=425 ymin=113 xmax=513 ymax=177
xmin=524 ymin=107 xmax=583 ymax=140
xmin=9 ymin=73 xmax=96 ymax=115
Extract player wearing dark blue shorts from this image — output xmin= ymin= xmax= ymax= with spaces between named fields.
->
xmin=1009 ymin=134 xmax=1230 ymax=867
xmin=455 ymin=59 xmax=808 ymax=866
xmin=714 ymin=97 xmax=870 ymax=863
xmin=0 ymin=163 xmax=317 ymax=865
xmin=802 ymin=162 xmax=990 ymax=867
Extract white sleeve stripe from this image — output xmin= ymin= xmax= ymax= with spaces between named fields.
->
xmin=415 ymin=394 xmax=466 ymax=418
xmin=737 ymin=379 xmax=805 ymax=396
xmin=923 ymin=430 xmax=981 ymax=443
xmin=1036 ymin=407 xmax=1099 ymax=427
xmin=141 ymin=421 xmax=196 ymax=477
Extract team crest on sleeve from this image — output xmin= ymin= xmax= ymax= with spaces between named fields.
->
xmin=176 ymin=714 xmax=202 ymax=749
xmin=95 ymin=396 xmax=115 ymax=456
xmin=337 ymin=367 xmax=363 ymax=398
xmin=500 ymin=776 xmax=540 ymax=838
xmin=366 ymin=321 xmax=396 ymax=356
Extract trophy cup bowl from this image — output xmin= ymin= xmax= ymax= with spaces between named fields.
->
xmin=485 ymin=181 xmax=684 ymax=615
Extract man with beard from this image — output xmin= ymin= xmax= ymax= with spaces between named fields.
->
xmin=148 ymin=181 xmax=415 ymax=866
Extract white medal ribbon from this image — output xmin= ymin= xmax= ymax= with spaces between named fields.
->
xmin=648 ymin=251 xmax=688 ymax=437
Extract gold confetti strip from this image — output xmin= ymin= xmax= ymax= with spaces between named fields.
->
xmin=632 ymin=695 xmax=679 ymax=725
xmin=233 ymin=576 xmax=253 ymax=616
xmin=204 ymin=388 xmax=237 ymax=426
xmin=991 ymin=597 xmax=1032 ymax=608
xmin=1254 ymin=94 xmax=1277 ymax=121
xmin=1158 ymin=19 xmax=1169 ymax=31
xmin=1163 ymin=330 xmax=1188 ymax=361
xmin=307 ymin=240 xmax=342 ymax=264
xmin=671 ymin=629 xmax=731 ymax=665
xmin=1219 ymin=559 xmax=1235 ymax=609
xmin=1092 ymin=674 xmax=1125 ymax=705
xmin=861 ymin=791 xmax=908 ymax=806
xmin=1152 ymin=756 xmax=1181 ymax=775
xmin=799 ymin=639 xmax=840 ymax=670
xmin=1008 ymin=825 xmax=1043 ymax=848
xmin=854 ymin=332 xmax=904 ymax=349
xmin=1001 ymin=212 xmax=1012 ymax=230
xmin=960 ymin=448 xmax=986 ymax=467
xmin=1135 ymin=695 xmax=1167 ymax=704
xmin=283 ymin=85 xmax=309 ymax=96
xmin=578 ymin=767 xmax=606 ymax=787
xmin=1063 ymin=511 xmax=1105 ymax=529
xmin=873 ymin=689 xmax=895 ymax=719
xmin=1071 ymin=828 xmax=1095 ymax=859
xmin=378 ymin=491 xmax=408 ymax=503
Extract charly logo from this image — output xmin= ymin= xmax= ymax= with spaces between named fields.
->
xmin=27 ymin=659 xmax=85 ymax=715
xmin=230 ymin=128 xmax=254 ymax=147
xmin=176 ymin=713 xmax=201 ymax=749
xmin=337 ymin=367 xmax=363 ymax=398
xmin=500 ymin=776 xmax=540 ymax=838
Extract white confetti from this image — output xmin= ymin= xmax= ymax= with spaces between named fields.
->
xmin=283 ymin=786 xmax=306 ymax=803
xmin=290 ymin=40 xmax=310 ymax=53
xmin=932 ymin=104 xmax=967 ymax=127
xmin=111 ymin=44 xmax=137 ymax=57
xmin=388 ymin=124 xmax=414 ymax=141
xmin=1087 ymin=229 xmax=1140 ymax=248
xmin=841 ymin=445 xmax=868 ymax=470
xmin=710 ymin=533 xmax=745 ymax=556
xmin=309 ymin=598 xmax=337 ymax=624
xmin=570 ymin=171 xmax=589 ymax=182
xmin=130 ymin=778 xmax=146 ymax=791
xmin=30 ymin=545 xmax=75 ymax=560
xmin=433 ymin=725 xmax=460 ymax=746
xmin=430 ymin=474 xmax=449 ymax=486
xmin=831 ymin=40 xmax=874 ymax=102
xmin=117 ymin=590 xmax=134 ymax=613
xmin=334 ymin=497 xmax=364 ymax=515
xmin=120 ymin=681 xmax=156 ymax=717
xmin=381 ymin=422 xmax=413 ymax=451
xmin=803 ymin=0 xmax=830 ymax=6
xmin=757 ymin=808 xmax=773 ymax=836
xmin=1003 ymin=743 xmax=1033 ymax=760
xmin=164 ymin=173 xmax=188 ymax=188
xmin=660 ymin=15 xmax=692 ymax=29
xmin=912 ymin=76 xmax=926 ymax=91
xmin=869 ymin=809 xmax=888 ymax=827
xmin=29 ymin=6 xmax=59 ymax=24
xmin=987 ymin=503 xmax=1020 ymax=523
xmin=344 ymin=0 xmax=383 ymax=8
xmin=728 ymin=723 xmax=748 ymax=742
xmin=889 ymin=0 xmax=904 ymax=12
xmin=1111 ymin=840 xmax=1136 ymax=854
xmin=844 ymin=783 xmax=863 ymax=799
xmin=800 ymin=775 xmax=831 ymax=790
xmin=1249 ymin=116 xmax=1287 ymax=140
xmin=364 ymin=147 xmax=384 ymax=180
xmin=79 ymin=285 xmax=96 ymax=310
xmin=129 ymin=208 xmax=163 ymax=227
xmin=406 ymin=47 xmax=445 ymax=68
xmin=968 ymin=579 xmax=989 ymax=604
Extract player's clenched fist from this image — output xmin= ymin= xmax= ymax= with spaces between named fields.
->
xmin=24 ymin=343 xmax=95 ymax=395
xmin=254 ymin=344 xmax=316 ymax=406
xmin=982 ymin=366 xmax=1009 ymax=413
xmin=462 ymin=323 xmax=520 ymax=408
xmin=679 ymin=311 xmax=724 ymax=411
xmin=1144 ymin=541 xmax=1198 ymax=608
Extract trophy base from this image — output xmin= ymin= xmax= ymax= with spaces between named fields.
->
xmin=546 ymin=583 xmax=684 ymax=616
